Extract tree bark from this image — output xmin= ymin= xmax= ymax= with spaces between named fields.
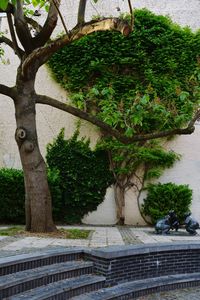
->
xmin=14 ymin=79 xmax=56 ymax=232
xmin=114 ymin=183 xmax=125 ymax=225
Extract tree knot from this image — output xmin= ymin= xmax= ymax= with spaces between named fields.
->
xmin=15 ymin=127 xmax=27 ymax=140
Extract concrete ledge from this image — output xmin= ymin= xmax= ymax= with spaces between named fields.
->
xmin=89 ymin=242 xmax=200 ymax=259
xmin=0 ymin=248 xmax=84 ymax=267
xmin=86 ymin=242 xmax=200 ymax=286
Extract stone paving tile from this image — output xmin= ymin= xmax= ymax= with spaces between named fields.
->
xmin=1 ymin=237 xmax=56 ymax=250
xmin=132 ymin=230 xmax=159 ymax=244
xmin=49 ymin=238 xmax=89 ymax=247
xmin=131 ymin=227 xmax=200 ymax=244
xmin=118 ymin=227 xmax=141 ymax=245
xmin=107 ymin=227 xmax=124 ymax=246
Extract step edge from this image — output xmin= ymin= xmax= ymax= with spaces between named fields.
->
xmin=0 ymin=248 xmax=85 ymax=268
xmin=0 ymin=261 xmax=94 ymax=289
xmin=9 ymin=275 xmax=106 ymax=300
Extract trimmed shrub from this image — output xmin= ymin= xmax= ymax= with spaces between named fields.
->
xmin=46 ymin=129 xmax=114 ymax=224
xmin=142 ymin=182 xmax=192 ymax=224
xmin=0 ymin=168 xmax=63 ymax=224
xmin=0 ymin=168 xmax=25 ymax=224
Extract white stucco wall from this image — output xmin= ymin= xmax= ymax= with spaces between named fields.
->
xmin=140 ymin=126 xmax=200 ymax=220
xmin=0 ymin=0 xmax=200 ymax=225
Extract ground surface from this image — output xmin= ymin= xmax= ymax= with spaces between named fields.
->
xmin=0 ymin=225 xmax=200 ymax=299
xmin=137 ymin=287 xmax=200 ymax=299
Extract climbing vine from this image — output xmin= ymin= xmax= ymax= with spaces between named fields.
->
xmin=48 ymin=9 xmax=200 ymax=223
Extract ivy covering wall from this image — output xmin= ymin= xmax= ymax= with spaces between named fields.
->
xmin=48 ymin=9 xmax=200 ymax=222
xmin=48 ymin=9 xmax=200 ymax=134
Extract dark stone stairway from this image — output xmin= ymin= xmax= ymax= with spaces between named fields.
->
xmin=1 ymin=243 xmax=200 ymax=299
xmin=0 ymin=248 xmax=105 ymax=300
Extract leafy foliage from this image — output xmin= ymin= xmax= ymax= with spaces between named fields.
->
xmin=0 ymin=0 xmax=49 ymax=14
xmin=0 ymin=133 xmax=113 ymax=225
xmin=142 ymin=182 xmax=192 ymax=224
xmin=97 ymin=138 xmax=179 ymax=180
xmin=0 ymin=168 xmax=25 ymax=224
xmin=48 ymin=10 xmax=199 ymax=216
xmin=48 ymin=9 xmax=200 ymax=135
xmin=0 ymin=168 xmax=62 ymax=224
xmin=46 ymin=129 xmax=114 ymax=224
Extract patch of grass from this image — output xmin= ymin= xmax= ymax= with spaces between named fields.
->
xmin=0 ymin=226 xmax=91 ymax=239
xmin=61 ymin=228 xmax=91 ymax=239
xmin=0 ymin=226 xmax=24 ymax=236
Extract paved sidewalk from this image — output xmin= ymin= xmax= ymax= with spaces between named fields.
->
xmin=0 ymin=225 xmax=200 ymax=257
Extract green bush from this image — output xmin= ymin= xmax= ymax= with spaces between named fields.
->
xmin=46 ymin=129 xmax=114 ymax=224
xmin=0 ymin=168 xmax=63 ymax=224
xmin=142 ymin=182 xmax=192 ymax=224
xmin=0 ymin=131 xmax=113 ymax=225
xmin=0 ymin=168 xmax=25 ymax=224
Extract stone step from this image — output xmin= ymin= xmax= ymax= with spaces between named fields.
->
xmin=0 ymin=248 xmax=84 ymax=276
xmin=9 ymin=274 xmax=106 ymax=300
xmin=0 ymin=260 xmax=93 ymax=299
xmin=70 ymin=272 xmax=200 ymax=300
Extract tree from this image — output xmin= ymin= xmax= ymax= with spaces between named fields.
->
xmin=47 ymin=10 xmax=200 ymax=224
xmin=0 ymin=1 xmax=199 ymax=231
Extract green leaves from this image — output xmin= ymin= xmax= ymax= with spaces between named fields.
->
xmin=32 ymin=0 xmax=41 ymax=6
xmin=143 ymin=182 xmax=192 ymax=224
xmin=46 ymin=129 xmax=114 ymax=223
xmin=0 ymin=0 xmax=9 ymax=10
xmin=179 ymin=91 xmax=190 ymax=102
xmin=49 ymin=9 xmax=200 ymax=134
xmin=48 ymin=9 xmax=200 ymax=198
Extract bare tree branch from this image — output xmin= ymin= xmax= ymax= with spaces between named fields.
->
xmin=36 ymin=94 xmax=125 ymax=137
xmin=31 ymin=1 xmax=61 ymax=48
xmin=71 ymin=17 xmax=131 ymax=40
xmin=0 ymin=84 xmax=15 ymax=98
xmin=36 ymin=94 xmax=199 ymax=144
xmin=188 ymin=109 xmax=200 ymax=127
xmin=128 ymin=0 xmax=134 ymax=30
xmin=21 ymin=17 xmax=131 ymax=77
xmin=25 ymin=16 xmax=42 ymax=33
xmin=7 ymin=12 xmax=24 ymax=58
xmin=14 ymin=0 xmax=33 ymax=53
xmin=0 ymin=35 xmax=24 ymax=57
xmin=77 ymin=0 xmax=87 ymax=25
xmin=0 ymin=36 xmax=14 ymax=50
xmin=51 ymin=0 xmax=69 ymax=36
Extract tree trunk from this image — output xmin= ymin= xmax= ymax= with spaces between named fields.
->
xmin=14 ymin=80 xmax=56 ymax=232
xmin=114 ymin=183 xmax=125 ymax=225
